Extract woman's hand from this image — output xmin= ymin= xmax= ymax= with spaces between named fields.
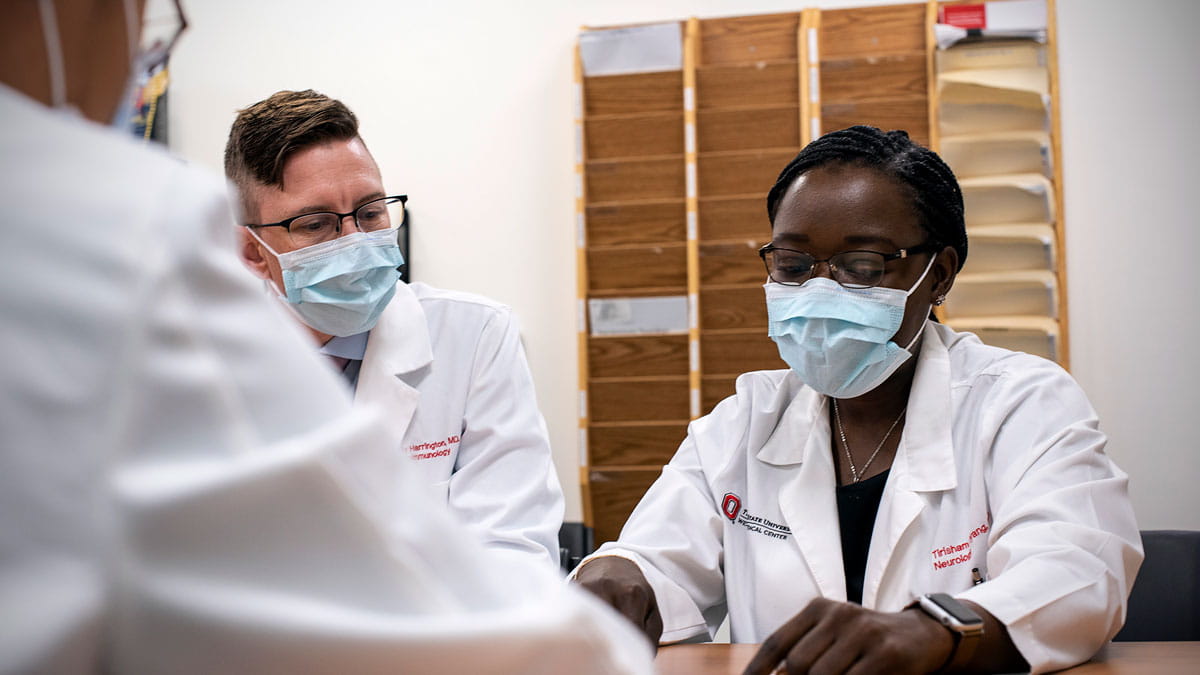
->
xmin=742 ymin=597 xmax=953 ymax=675
xmin=572 ymin=556 xmax=664 ymax=649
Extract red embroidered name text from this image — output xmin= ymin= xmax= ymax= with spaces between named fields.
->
xmin=931 ymin=523 xmax=989 ymax=570
xmin=408 ymin=435 xmax=461 ymax=461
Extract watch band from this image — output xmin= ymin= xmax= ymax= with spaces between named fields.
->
xmin=911 ymin=593 xmax=985 ymax=673
xmin=943 ymin=622 xmax=981 ymax=672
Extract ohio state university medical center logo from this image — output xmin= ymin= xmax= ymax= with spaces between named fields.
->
xmin=722 ymin=492 xmax=791 ymax=540
xmin=722 ymin=493 xmax=741 ymax=521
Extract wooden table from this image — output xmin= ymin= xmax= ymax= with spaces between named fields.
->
xmin=654 ymin=641 xmax=1200 ymax=674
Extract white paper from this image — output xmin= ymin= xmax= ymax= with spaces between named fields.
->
xmin=945 ymin=316 xmax=1058 ymax=360
xmin=943 ymin=269 xmax=1058 ymax=318
xmin=937 ymin=39 xmax=1045 ymax=72
xmin=939 ymin=100 xmax=1050 ymax=135
xmin=961 ymin=223 xmax=1056 ymax=273
xmin=940 ymin=67 xmax=1048 ymax=97
xmin=936 ymin=0 xmax=1047 ymax=49
xmin=588 ymin=295 xmax=689 ymax=336
xmin=580 ymin=23 xmax=682 ymax=77
xmin=960 ymin=173 xmax=1055 ymax=226
xmin=940 ymin=131 xmax=1051 ymax=178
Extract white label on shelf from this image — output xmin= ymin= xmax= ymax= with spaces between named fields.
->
xmin=811 ymin=118 xmax=821 ymax=140
xmin=574 ymin=124 xmax=584 ymax=162
xmin=579 ymin=23 xmax=683 ymax=76
xmin=807 ymin=28 xmax=819 ymax=64
xmin=686 ymin=211 xmax=697 ymax=240
xmin=809 ymin=66 xmax=821 ymax=103
xmin=588 ymin=296 xmax=689 ymax=336
xmin=577 ymin=298 xmax=586 ymax=332
xmin=579 ymin=428 xmax=588 ymax=467
xmin=685 ymin=122 xmax=696 ymax=154
xmin=686 ymin=163 xmax=697 ymax=198
xmin=579 ymin=390 xmax=587 ymax=419
xmin=684 ymin=88 xmax=695 ymax=112
xmin=575 ymin=173 xmax=583 ymax=199
xmin=688 ymin=292 xmax=698 ymax=331
xmin=576 ymin=213 xmax=586 ymax=248
xmin=690 ymin=389 xmax=701 ymax=418
xmin=573 ymin=83 xmax=582 ymax=119
xmin=689 ymin=338 xmax=699 ymax=371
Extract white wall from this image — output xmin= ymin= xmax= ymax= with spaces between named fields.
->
xmin=166 ymin=0 xmax=1199 ymax=529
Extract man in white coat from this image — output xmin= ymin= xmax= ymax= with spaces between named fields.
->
xmin=226 ymin=90 xmax=565 ymax=572
xmin=0 ymin=1 xmax=651 ymax=672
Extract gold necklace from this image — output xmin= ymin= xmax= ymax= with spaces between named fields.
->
xmin=832 ymin=398 xmax=907 ymax=483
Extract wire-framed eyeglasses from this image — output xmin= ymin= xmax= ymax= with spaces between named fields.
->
xmin=244 ymin=195 xmax=407 ymax=248
xmin=758 ymin=241 xmax=941 ymax=289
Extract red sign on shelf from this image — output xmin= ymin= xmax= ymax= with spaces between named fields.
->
xmin=941 ymin=4 xmax=987 ymax=29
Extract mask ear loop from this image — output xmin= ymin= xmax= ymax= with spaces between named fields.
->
xmin=905 ymin=252 xmax=938 ymax=296
xmin=243 ymin=227 xmax=289 ymax=298
xmin=37 ymin=0 xmax=67 ymax=108
xmin=245 ymin=225 xmax=283 ymax=258
xmin=900 ymin=252 xmax=939 ymax=353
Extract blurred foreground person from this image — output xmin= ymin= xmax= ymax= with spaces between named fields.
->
xmin=0 ymin=1 xmax=652 ymax=673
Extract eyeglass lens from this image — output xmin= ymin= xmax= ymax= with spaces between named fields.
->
xmin=764 ymin=249 xmax=888 ymax=289
xmin=287 ymin=197 xmax=405 ymax=248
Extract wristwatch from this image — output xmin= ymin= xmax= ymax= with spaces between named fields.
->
xmin=916 ymin=593 xmax=984 ymax=672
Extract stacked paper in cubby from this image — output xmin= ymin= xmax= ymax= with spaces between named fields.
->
xmin=935 ymin=4 xmax=1059 ymax=362
xmin=963 ymin=223 xmax=1055 ymax=274
xmin=943 ymin=316 xmax=1058 ymax=361
xmin=941 ymin=131 xmax=1050 ymax=177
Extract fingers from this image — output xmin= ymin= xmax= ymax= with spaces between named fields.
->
xmin=741 ymin=599 xmax=825 ymax=675
xmin=742 ymin=599 xmax=936 ymax=675
xmin=573 ymin=556 xmax=662 ymax=647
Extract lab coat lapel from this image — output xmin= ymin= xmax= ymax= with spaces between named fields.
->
xmin=354 ymin=282 xmax=433 ymax=444
xmin=863 ymin=322 xmax=957 ymax=609
xmin=759 ymin=388 xmax=848 ymax=601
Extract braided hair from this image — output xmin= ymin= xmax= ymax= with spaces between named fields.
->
xmin=766 ymin=125 xmax=967 ymax=271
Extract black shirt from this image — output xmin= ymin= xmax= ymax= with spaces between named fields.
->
xmin=836 ymin=469 xmax=890 ymax=605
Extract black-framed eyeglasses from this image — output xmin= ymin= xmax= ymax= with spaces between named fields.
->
xmin=244 ymin=195 xmax=408 ymax=248
xmin=758 ymin=240 xmax=942 ymax=289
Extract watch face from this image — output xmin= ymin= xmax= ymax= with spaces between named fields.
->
xmin=925 ymin=593 xmax=983 ymax=625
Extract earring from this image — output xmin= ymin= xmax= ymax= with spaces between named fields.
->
xmin=933 ymin=295 xmax=946 ymax=306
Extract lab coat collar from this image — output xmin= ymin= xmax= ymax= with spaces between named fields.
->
xmin=360 ymin=281 xmax=434 ymax=378
xmin=754 ymin=321 xmax=957 ymax=493
xmin=352 ymin=281 xmax=432 ymax=446
xmin=756 ymin=376 xmax=825 ymax=467
xmin=898 ymin=321 xmax=957 ymax=493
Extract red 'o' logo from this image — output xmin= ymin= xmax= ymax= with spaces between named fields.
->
xmin=722 ymin=493 xmax=741 ymax=521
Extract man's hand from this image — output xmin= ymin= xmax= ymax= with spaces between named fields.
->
xmin=572 ymin=556 xmax=664 ymax=649
xmin=742 ymin=597 xmax=954 ymax=675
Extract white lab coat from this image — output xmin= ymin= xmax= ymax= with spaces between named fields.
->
xmin=354 ymin=281 xmax=565 ymax=571
xmin=583 ymin=321 xmax=1141 ymax=674
xmin=0 ymin=84 xmax=652 ymax=675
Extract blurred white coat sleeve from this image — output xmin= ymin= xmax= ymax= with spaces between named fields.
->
xmin=102 ymin=165 xmax=652 ymax=674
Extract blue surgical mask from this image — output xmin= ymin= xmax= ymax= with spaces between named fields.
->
xmin=251 ymin=227 xmax=404 ymax=337
xmin=765 ymin=255 xmax=936 ymax=399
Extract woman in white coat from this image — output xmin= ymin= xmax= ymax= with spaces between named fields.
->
xmin=575 ymin=126 xmax=1141 ymax=674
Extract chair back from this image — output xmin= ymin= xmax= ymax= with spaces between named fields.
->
xmin=1113 ymin=529 xmax=1200 ymax=641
